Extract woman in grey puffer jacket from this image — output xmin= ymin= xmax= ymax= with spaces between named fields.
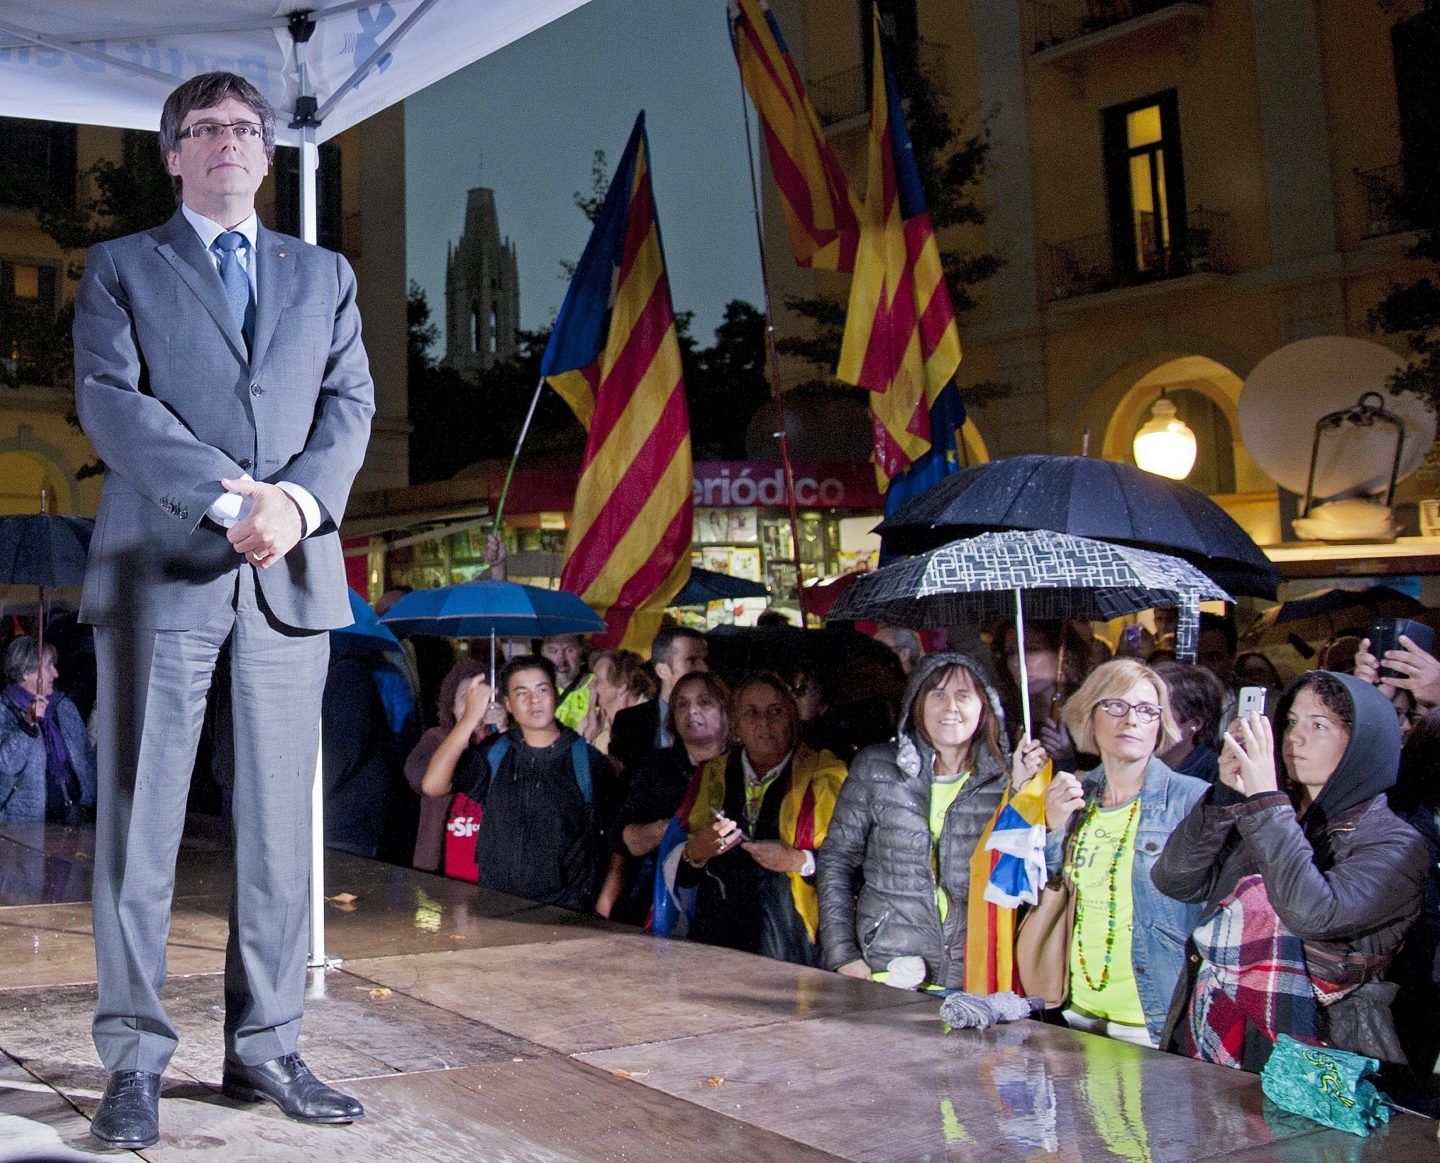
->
xmin=818 ymin=652 xmax=1046 ymax=988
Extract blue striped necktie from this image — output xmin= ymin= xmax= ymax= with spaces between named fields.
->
xmin=212 ymin=230 xmax=253 ymax=345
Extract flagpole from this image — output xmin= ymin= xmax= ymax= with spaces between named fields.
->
xmin=735 ymin=62 xmax=809 ymax=624
xmin=490 ymin=374 xmax=546 ymax=536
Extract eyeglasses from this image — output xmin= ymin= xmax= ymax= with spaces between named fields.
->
xmin=178 ymin=121 xmax=264 ymax=143
xmin=1096 ymin=698 xmax=1163 ymax=724
xmin=791 ymin=683 xmax=822 ymax=699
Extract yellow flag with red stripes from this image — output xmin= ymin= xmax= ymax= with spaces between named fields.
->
xmin=542 ymin=113 xmax=692 ymax=654
xmin=837 ymin=8 xmax=962 ymax=490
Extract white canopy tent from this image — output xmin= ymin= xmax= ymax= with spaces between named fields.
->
xmin=0 ymin=0 xmax=594 ymax=965
xmin=0 ymin=1 xmax=592 ymax=238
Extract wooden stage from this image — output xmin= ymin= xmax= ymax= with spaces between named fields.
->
xmin=0 ymin=817 xmax=1432 ymax=1160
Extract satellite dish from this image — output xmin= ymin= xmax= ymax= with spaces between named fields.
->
xmin=1238 ymin=337 xmax=1434 ymax=499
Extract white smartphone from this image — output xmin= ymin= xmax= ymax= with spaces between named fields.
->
xmin=1237 ymin=686 xmax=1266 ymax=719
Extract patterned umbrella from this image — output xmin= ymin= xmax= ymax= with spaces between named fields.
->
xmin=829 ymin=528 xmax=1230 ymax=683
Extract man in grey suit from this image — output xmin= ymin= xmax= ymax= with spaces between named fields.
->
xmin=73 ymin=72 xmax=374 ymax=1149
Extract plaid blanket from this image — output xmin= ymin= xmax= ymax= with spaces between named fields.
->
xmin=1181 ymin=874 xmax=1333 ymax=1068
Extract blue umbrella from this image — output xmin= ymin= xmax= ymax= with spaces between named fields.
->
xmin=670 ymin=567 xmax=769 ymax=607
xmin=330 ymin=588 xmax=401 ymax=655
xmin=379 ymin=579 xmax=605 ymax=639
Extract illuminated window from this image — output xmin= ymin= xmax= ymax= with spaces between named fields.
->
xmin=11 ymin=264 xmax=40 ymax=299
xmin=0 ymin=260 xmax=59 ymax=385
xmin=1103 ymin=91 xmax=1186 ymax=277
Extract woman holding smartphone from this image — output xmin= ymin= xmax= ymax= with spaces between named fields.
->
xmin=1041 ymin=658 xmax=1208 ymax=1047
xmin=1153 ymin=670 xmax=1428 ymax=1071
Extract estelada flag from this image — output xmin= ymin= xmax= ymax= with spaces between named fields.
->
xmin=728 ymin=0 xmax=861 ymax=271
xmin=542 ymin=112 xmax=692 ymax=653
xmin=836 ymin=7 xmax=962 ymax=489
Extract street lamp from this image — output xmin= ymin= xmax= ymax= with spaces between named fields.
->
xmin=1133 ymin=394 xmax=1197 ymax=480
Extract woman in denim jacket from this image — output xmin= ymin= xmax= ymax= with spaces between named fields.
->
xmin=1043 ymin=657 xmax=1208 ymax=1046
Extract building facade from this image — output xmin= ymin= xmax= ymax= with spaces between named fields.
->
xmin=768 ymin=0 xmax=1437 ymax=547
xmin=0 ymin=103 xmax=411 ymax=520
xmin=443 ymin=186 xmax=520 ymax=378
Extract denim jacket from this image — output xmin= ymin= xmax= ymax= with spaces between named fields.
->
xmin=1045 ymin=756 xmax=1208 ymax=1043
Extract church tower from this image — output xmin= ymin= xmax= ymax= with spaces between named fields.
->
xmin=444 ymin=187 xmax=520 ymax=378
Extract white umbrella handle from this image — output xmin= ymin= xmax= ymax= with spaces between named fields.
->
xmin=1015 ymin=586 xmax=1031 ymax=741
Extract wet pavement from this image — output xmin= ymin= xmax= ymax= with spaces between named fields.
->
xmin=0 ymin=817 xmax=1433 ymax=1160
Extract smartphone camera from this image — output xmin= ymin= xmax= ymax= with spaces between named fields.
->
xmin=1368 ymin=617 xmax=1435 ymax=680
xmin=1237 ymin=686 xmax=1266 ymax=719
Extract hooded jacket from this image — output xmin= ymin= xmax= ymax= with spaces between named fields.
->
xmin=816 ymin=652 xmax=1011 ymax=988
xmin=1154 ymin=671 xmax=1429 ymax=1064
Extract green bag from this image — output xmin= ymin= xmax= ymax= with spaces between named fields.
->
xmin=1259 ymin=1035 xmax=1390 ymax=1137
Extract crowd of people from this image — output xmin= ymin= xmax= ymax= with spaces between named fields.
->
xmin=6 ymin=595 xmax=1438 ymax=1108
xmin=391 ymin=608 xmax=1439 ymax=1107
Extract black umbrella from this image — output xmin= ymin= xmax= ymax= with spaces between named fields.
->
xmin=1241 ymin=585 xmax=1429 ymax=647
xmin=703 ymin=624 xmax=907 ymax=710
xmin=0 ymin=510 xmax=95 ymax=682
xmin=876 ymin=454 xmax=1282 ymax=599
xmin=0 ymin=513 xmax=93 ymax=588
xmin=670 ymin=567 xmax=770 ymax=607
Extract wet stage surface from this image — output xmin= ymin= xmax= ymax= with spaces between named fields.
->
xmin=0 ymin=817 xmax=1433 ymax=1160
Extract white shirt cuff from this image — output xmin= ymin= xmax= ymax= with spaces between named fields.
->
xmin=277 ymin=481 xmax=320 ymax=538
xmin=800 ymin=850 xmax=816 ymax=877
xmin=206 ymin=474 xmax=252 ymax=528
xmin=206 ymin=477 xmax=320 ymax=538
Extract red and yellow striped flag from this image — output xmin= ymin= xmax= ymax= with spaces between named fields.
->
xmin=728 ymin=0 xmax=861 ymax=271
xmin=837 ymin=8 xmax=962 ymax=489
xmin=542 ymin=113 xmax=692 ymax=654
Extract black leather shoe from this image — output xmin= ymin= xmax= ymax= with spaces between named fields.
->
xmin=91 ymin=1070 xmax=161 ymax=1149
xmin=221 ymin=1054 xmax=363 ymax=1123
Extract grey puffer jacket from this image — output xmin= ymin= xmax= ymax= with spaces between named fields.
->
xmin=817 ymin=652 xmax=1011 ymax=988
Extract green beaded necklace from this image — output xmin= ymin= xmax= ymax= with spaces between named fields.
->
xmin=1071 ymin=796 xmax=1141 ymax=994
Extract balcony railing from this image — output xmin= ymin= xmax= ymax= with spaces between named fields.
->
xmin=809 ymin=44 xmax=945 ymax=128
xmin=1027 ymin=0 xmax=1208 ymax=54
xmin=1043 ymin=207 xmax=1231 ymax=300
xmin=1355 ymin=163 xmax=1414 ymax=238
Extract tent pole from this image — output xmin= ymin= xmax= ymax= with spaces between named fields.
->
xmin=291 ymin=21 xmax=329 ymax=968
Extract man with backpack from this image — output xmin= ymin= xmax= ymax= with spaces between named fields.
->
xmin=423 ymin=654 xmax=615 ymax=913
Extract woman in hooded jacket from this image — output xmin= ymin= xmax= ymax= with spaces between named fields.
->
xmin=1153 ymin=670 xmax=1428 ymax=1071
xmin=817 ymin=653 xmax=1047 ymax=989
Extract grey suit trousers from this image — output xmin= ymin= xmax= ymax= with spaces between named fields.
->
xmin=90 ymin=566 xmax=328 ymax=1073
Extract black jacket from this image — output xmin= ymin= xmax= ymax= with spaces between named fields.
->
xmin=459 ymin=727 xmax=615 ymax=913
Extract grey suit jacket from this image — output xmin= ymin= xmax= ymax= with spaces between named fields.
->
xmin=74 ymin=211 xmax=374 ymax=632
